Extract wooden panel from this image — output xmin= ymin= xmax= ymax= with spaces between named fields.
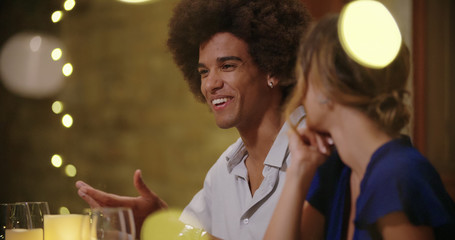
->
xmin=412 ymin=0 xmax=426 ymax=154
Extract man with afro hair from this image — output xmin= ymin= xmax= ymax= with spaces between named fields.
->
xmin=76 ymin=0 xmax=311 ymax=239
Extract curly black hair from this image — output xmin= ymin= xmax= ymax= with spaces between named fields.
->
xmin=167 ymin=0 xmax=312 ymax=103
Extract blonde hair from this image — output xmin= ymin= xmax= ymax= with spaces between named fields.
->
xmin=287 ymin=15 xmax=411 ymax=137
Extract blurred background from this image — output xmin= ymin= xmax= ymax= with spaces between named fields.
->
xmin=0 ymin=0 xmax=240 ymax=213
xmin=0 ymin=0 xmax=454 ymax=214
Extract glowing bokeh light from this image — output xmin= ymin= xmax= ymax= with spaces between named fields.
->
xmin=64 ymin=0 xmax=76 ymax=11
xmin=51 ymin=48 xmax=62 ymax=61
xmin=59 ymin=207 xmax=70 ymax=214
xmin=142 ymin=209 xmax=208 ymax=240
xmin=52 ymin=101 xmax=64 ymax=114
xmin=65 ymin=164 xmax=77 ymax=177
xmin=338 ymin=0 xmax=402 ymax=69
xmin=29 ymin=36 xmax=42 ymax=52
xmin=62 ymin=114 xmax=73 ymax=128
xmin=51 ymin=154 xmax=63 ymax=168
xmin=62 ymin=63 xmax=73 ymax=76
xmin=51 ymin=11 xmax=63 ymax=23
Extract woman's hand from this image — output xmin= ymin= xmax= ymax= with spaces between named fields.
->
xmin=75 ymin=169 xmax=168 ymax=236
xmin=287 ymin=126 xmax=332 ymax=176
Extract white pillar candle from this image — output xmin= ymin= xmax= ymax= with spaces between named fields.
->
xmin=5 ymin=228 xmax=43 ymax=240
xmin=43 ymin=214 xmax=84 ymax=240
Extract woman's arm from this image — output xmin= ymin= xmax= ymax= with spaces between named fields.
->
xmin=377 ymin=212 xmax=434 ymax=240
xmin=265 ymin=167 xmax=324 ymax=240
xmin=300 ymin=201 xmax=325 ymax=240
xmin=264 ymin=127 xmax=328 ymax=240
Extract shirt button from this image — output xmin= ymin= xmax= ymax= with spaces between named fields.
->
xmin=243 ymin=218 xmax=249 ymax=224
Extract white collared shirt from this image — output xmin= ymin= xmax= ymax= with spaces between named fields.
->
xmin=180 ymin=106 xmax=306 ymax=240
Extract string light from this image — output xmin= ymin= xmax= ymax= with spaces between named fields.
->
xmin=62 ymin=114 xmax=73 ymax=128
xmin=65 ymin=164 xmax=77 ymax=177
xmin=51 ymin=48 xmax=63 ymax=61
xmin=51 ymin=154 xmax=63 ymax=168
xmin=62 ymin=63 xmax=73 ymax=76
xmin=51 ymin=11 xmax=63 ymax=23
xmin=48 ymin=0 xmax=79 ymax=214
xmin=52 ymin=101 xmax=64 ymax=114
xmin=63 ymin=0 xmax=76 ymax=11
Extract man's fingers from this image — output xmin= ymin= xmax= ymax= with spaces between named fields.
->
xmin=75 ymin=180 xmax=89 ymax=189
xmin=76 ymin=180 xmax=103 ymax=207
xmin=133 ymin=169 xmax=155 ymax=199
xmin=77 ymin=182 xmax=124 ymax=206
xmin=77 ymin=188 xmax=101 ymax=208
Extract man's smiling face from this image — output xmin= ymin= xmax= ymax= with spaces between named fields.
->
xmin=198 ymin=32 xmax=271 ymax=130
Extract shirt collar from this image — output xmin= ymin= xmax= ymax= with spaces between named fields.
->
xmin=225 ymin=106 xmax=306 ymax=172
xmin=264 ymin=105 xmax=306 ymax=168
xmin=226 ymin=138 xmax=247 ymax=173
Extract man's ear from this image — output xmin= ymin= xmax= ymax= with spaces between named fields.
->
xmin=266 ymin=74 xmax=279 ymax=88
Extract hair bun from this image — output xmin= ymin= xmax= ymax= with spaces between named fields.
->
xmin=368 ymin=89 xmax=410 ymax=136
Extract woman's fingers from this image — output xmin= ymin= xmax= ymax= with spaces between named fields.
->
xmin=288 ymin=128 xmax=313 ymax=155
xmin=315 ymin=134 xmax=335 ymax=156
xmin=295 ymin=126 xmax=334 ymax=156
xmin=296 ymin=126 xmax=317 ymax=147
xmin=315 ymin=134 xmax=328 ymax=155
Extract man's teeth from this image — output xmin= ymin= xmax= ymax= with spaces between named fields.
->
xmin=212 ymin=98 xmax=228 ymax=105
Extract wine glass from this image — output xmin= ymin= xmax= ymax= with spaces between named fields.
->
xmin=21 ymin=202 xmax=49 ymax=229
xmin=21 ymin=202 xmax=49 ymax=240
xmin=0 ymin=202 xmax=41 ymax=240
xmin=90 ymin=207 xmax=135 ymax=240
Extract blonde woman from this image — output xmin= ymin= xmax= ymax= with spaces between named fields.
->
xmin=265 ymin=15 xmax=455 ymax=240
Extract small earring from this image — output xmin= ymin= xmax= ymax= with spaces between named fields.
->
xmin=268 ymin=82 xmax=274 ymax=89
